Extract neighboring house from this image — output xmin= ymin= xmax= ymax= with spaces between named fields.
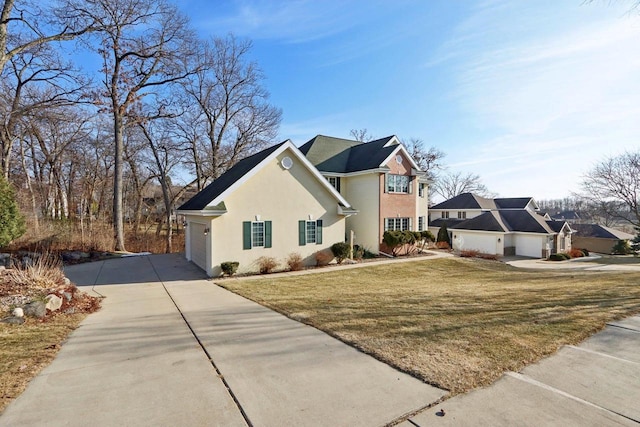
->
xmin=550 ymin=210 xmax=582 ymax=222
xmin=299 ymin=135 xmax=430 ymax=253
xmin=429 ymin=193 xmax=572 ymax=258
xmin=571 ymin=223 xmax=634 ymax=254
xmin=177 ymin=140 xmax=357 ymax=276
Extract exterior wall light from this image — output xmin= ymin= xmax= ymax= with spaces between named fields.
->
xmin=204 ymin=227 xmax=210 ymax=236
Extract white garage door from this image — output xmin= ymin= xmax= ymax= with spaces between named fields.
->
xmin=514 ymin=235 xmax=544 ymax=258
xmin=453 ymin=232 xmax=498 ymax=254
xmin=190 ymin=223 xmax=207 ymax=271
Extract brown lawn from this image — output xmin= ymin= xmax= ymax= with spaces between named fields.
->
xmin=220 ymin=257 xmax=640 ymax=394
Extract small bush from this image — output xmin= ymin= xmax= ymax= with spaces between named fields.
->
xmin=315 ymin=250 xmax=333 ymax=266
xmin=255 ymin=256 xmax=278 ymax=274
xmin=421 ymin=230 xmax=435 ymax=242
xmin=5 ymin=252 xmax=66 ymax=289
xmin=477 ymin=253 xmax=499 ymax=260
xmin=567 ymin=248 xmax=585 ymax=258
xmin=220 ymin=261 xmax=239 ymax=276
xmin=611 ymin=240 xmax=632 ymax=255
xmin=286 ymin=253 xmax=304 ymax=271
xmin=437 ymin=223 xmax=451 ymax=246
xmin=460 ymin=249 xmax=480 ymax=258
xmin=382 ymin=231 xmax=404 ymax=256
xmin=548 ymin=253 xmax=570 ymax=261
xmin=331 ymin=242 xmax=351 ymax=264
xmin=580 ymin=248 xmax=590 ymax=257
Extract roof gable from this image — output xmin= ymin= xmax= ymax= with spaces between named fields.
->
xmin=450 ymin=211 xmax=508 ymax=232
xmin=179 ymin=140 xmax=351 ymax=212
xmin=431 ymin=193 xmax=496 ymax=210
xmin=494 ymin=197 xmax=535 ymax=209
xmin=300 ymin=134 xmax=417 ymax=174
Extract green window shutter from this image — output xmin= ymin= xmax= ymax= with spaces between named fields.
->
xmin=299 ymin=220 xmax=306 ymax=246
xmin=242 ymin=221 xmax=251 ymax=250
xmin=264 ymin=221 xmax=272 ymax=248
xmin=316 ymin=220 xmax=323 ymax=244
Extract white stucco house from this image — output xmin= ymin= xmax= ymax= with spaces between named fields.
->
xmin=429 ymin=193 xmax=572 ymax=258
xmin=178 ymin=135 xmax=431 ymax=276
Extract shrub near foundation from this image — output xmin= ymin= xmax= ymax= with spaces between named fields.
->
xmin=330 ymin=242 xmax=351 ymax=264
xmin=285 ymin=253 xmax=304 ymax=271
xmin=220 ymin=262 xmax=239 ymax=276
xmin=255 ymin=256 xmax=278 ymax=274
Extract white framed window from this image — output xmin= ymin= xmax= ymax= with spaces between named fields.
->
xmin=252 ymin=221 xmax=264 ymax=247
xmin=458 ymin=211 xmax=466 ymax=219
xmin=418 ymin=183 xmax=425 ymax=198
xmin=418 ymin=216 xmax=425 ymax=231
xmin=441 ymin=211 xmax=449 ymax=219
xmin=327 ymin=176 xmax=341 ymax=191
xmin=306 ymin=220 xmax=317 ymax=244
xmin=385 ymin=217 xmax=411 ymax=231
xmin=386 ymin=174 xmax=410 ymax=193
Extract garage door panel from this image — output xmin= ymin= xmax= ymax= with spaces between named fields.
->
xmin=454 ymin=232 xmax=497 ymax=254
xmin=515 ymin=235 xmax=544 ymax=258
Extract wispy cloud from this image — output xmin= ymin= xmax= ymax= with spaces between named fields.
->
xmin=437 ymin=0 xmax=640 ymax=198
xmin=192 ymin=0 xmax=360 ymax=44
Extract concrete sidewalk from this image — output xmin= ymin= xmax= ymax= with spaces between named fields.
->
xmin=0 ymin=254 xmax=445 ymax=426
xmin=400 ymin=316 xmax=640 ymax=426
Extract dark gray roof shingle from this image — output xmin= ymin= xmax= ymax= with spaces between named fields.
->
xmin=299 ymin=135 xmax=398 ymax=173
xmin=494 ymin=197 xmax=533 ymax=209
xmin=431 ymin=193 xmax=496 ymax=210
xmin=571 ymin=223 xmax=634 ymax=239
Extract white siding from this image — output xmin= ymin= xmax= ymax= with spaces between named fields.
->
xmin=342 ymin=174 xmax=380 ymax=253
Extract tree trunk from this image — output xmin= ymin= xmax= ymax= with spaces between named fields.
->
xmin=113 ymin=111 xmax=126 ymax=251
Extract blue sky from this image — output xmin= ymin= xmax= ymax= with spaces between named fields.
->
xmin=177 ymin=0 xmax=640 ymax=200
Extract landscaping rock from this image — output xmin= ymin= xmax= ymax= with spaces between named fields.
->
xmin=63 ymin=277 xmax=71 ymax=286
xmin=12 ymin=307 xmax=24 ymax=318
xmin=0 ymin=253 xmax=10 ymax=268
xmin=0 ymin=316 xmax=25 ymax=325
xmin=23 ymin=301 xmax=46 ymax=318
xmin=62 ymin=292 xmax=73 ymax=302
xmin=45 ymin=295 xmax=63 ymax=312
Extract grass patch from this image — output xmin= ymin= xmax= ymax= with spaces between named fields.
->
xmin=0 ymin=314 xmax=87 ymax=413
xmin=590 ymin=255 xmax=640 ymax=265
xmin=220 ymin=257 xmax=640 ymax=394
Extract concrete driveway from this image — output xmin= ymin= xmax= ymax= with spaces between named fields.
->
xmin=2 ymin=253 xmax=639 ymax=426
xmin=0 ymin=254 xmax=444 ymax=427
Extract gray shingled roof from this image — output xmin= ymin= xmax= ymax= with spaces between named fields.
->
xmin=571 ymin=223 xmax=634 ymax=239
xmin=494 ymin=197 xmax=533 ymax=209
xmin=450 ymin=210 xmax=563 ymax=234
xmin=450 ymin=211 xmax=509 ymax=232
xmin=178 ymin=142 xmax=286 ymax=211
xmin=430 ymin=193 xmax=496 ymax=210
xmin=299 ymin=135 xmax=397 ymax=173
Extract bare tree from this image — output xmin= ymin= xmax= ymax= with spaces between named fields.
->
xmin=180 ymin=35 xmax=281 ymax=184
xmin=350 ymin=128 xmax=373 ymax=142
xmin=0 ymin=0 xmax=101 ymax=75
xmin=406 ymin=138 xmax=445 ymax=179
xmin=434 ymin=171 xmax=495 ymax=200
xmin=69 ymin=0 xmax=196 ymax=251
xmin=580 ymin=151 xmax=640 ymax=227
